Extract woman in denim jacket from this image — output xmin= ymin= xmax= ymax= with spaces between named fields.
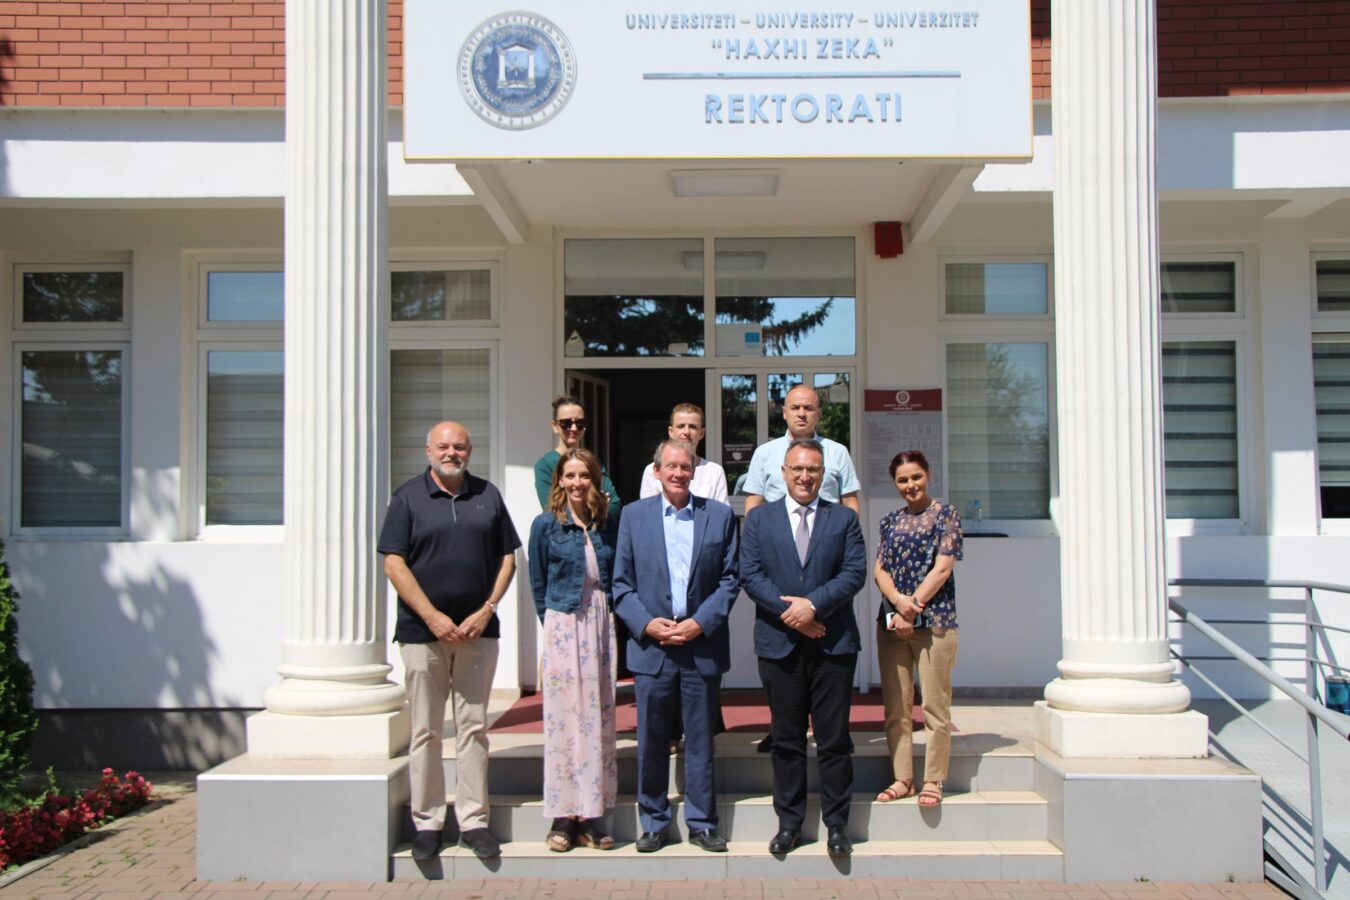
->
xmin=527 ymin=447 xmax=620 ymax=852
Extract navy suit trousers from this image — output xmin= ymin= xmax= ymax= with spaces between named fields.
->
xmin=634 ymin=651 xmax=720 ymax=835
xmin=758 ymin=642 xmax=857 ymax=831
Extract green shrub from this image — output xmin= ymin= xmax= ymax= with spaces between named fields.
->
xmin=0 ymin=536 xmax=39 ymax=809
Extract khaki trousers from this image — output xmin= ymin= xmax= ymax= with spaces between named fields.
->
xmin=401 ymin=638 xmax=498 ymax=833
xmin=876 ymin=624 xmax=959 ymax=784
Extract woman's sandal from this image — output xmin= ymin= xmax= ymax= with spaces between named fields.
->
xmin=574 ymin=817 xmax=616 ymax=850
xmin=918 ymin=781 xmax=944 ymax=807
xmin=875 ymin=779 xmax=916 ymax=803
xmin=546 ymin=817 xmax=576 ymax=852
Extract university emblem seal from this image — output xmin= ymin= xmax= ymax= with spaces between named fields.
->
xmin=458 ymin=12 xmax=577 ymax=130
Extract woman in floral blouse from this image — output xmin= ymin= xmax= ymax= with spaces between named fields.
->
xmin=872 ymin=449 xmax=963 ymax=808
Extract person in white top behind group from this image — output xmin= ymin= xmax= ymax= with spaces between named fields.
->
xmin=639 ymin=403 xmax=730 ymax=503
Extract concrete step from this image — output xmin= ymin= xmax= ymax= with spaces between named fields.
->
xmin=391 ymin=837 xmax=1065 ymax=881
xmin=405 ymin=790 xmax=1048 ymax=843
xmin=454 ymin=733 xmax=1037 ymax=795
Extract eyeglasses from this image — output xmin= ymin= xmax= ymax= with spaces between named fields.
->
xmin=786 ymin=465 xmax=824 ymax=476
xmin=555 ymin=418 xmax=588 ymax=431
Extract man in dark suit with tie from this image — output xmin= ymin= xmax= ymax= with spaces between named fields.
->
xmin=740 ymin=437 xmax=868 ymax=856
xmin=613 ymin=439 xmax=740 ymax=853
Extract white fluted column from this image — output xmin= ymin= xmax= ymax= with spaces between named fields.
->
xmin=1038 ymin=0 xmax=1205 ymax=756
xmin=249 ymin=0 xmax=407 ymax=756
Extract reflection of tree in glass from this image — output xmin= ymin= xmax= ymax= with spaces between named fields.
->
xmin=565 ymin=295 xmax=705 ymax=356
xmin=22 ymin=351 xmax=122 ymax=480
xmin=718 ymin=296 xmax=835 ymax=356
xmin=983 ymin=344 xmax=1047 ymax=452
xmin=391 ymin=271 xmax=446 ymax=321
xmin=968 ymin=344 xmax=1048 ymax=517
xmin=564 ymin=294 xmax=838 ymax=357
xmin=23 ymin=273 xmax=122 ymax=323
xmin=721 ymin=377 xmax=756 ymax=446
xmin=817 ymin=401 xmax=850 ymax=450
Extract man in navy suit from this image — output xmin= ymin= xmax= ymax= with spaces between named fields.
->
xmin=613 ymin=440 xmax=740 ymax=853
xmin=740 ymin=438 xmax=868 ymax=856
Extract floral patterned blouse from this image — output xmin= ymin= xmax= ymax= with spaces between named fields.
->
xmin=877 ymin=502 xmax=964 ymax=629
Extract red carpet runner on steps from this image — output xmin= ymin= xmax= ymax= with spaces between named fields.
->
xmin=490 ymin=688 xmax=938 ymax=734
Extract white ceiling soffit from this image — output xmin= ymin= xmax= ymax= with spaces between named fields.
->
xmin=469 ymin=159 xmax=952 ymax=230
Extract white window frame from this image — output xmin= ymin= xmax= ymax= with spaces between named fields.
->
xmin=11 ymin=340 xmax=132 ymax=538
xmin=1159 ymin=252 xmax=1251 ymax=534
xmin=555 ymin=230 xmax=864 ymax=489
xmin=12 ymin=261 xmax=132 ymax=333
xmin=388 ymin=254 xmax=504 ymax=488
xmin=190 ymin=256 xmax=285 ymax=538
xmin=390 ymin=258 xmax=500 ymax=328
xmin=938 ymin=255 xmax=1055 ymax=323
xmin=7 ymin=256 xmax=133 ymax=538
xmin=937 ymin=254 xmax=1057 ymax=536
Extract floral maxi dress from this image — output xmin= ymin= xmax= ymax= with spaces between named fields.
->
xmin=541 ymin=533 xmax=618 ymax=818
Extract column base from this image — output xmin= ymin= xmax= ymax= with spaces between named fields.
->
xmin=198 ymin=754 xmax=408 ymax=882
xmin=1035 ymin=700 xmax=1209 ymax=758
xmin=247 ymin=707 xmax=411 ymax=759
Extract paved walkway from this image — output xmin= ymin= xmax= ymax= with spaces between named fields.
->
xmin=0 ymin=775 xmax=1284 ymax=900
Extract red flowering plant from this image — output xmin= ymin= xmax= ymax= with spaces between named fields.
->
xmin=0 ymin=769 xmax=154 ymax=870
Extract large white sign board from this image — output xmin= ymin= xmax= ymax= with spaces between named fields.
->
xmin=404 ymin=1 xmax=1032 ymax=161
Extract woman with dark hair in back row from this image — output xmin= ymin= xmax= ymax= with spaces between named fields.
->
xmin=872 ymin=449 xmax=963 ymax=809
xmin=534 ymin=395 xmax=622 ymax=519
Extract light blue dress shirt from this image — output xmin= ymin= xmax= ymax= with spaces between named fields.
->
xmin=661 ymin=494 xmax=695 ymax=618
xmin=742 ymin=432 xmax=861 ymax=502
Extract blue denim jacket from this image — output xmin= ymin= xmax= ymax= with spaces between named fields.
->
xmin=527 ymin=511 xmax=618 ymax=622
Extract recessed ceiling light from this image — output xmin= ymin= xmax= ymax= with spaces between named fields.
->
xmin=669 ymin=169 xmax=780 ymax=198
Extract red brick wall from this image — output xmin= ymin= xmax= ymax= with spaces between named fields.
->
xmin=0 ymin=0 xmax=1345 ymax=108
xmin=0 ymin=0 xmax=404 ymax=107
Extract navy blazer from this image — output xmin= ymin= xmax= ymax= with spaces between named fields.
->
xmin=739 ymin=498 xmax=867 ymax=660
xmin=612 ymin=494 xmax=740 ymax=677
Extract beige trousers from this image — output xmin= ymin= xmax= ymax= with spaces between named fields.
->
xmin=876 ymin=623 xmax=959 ymax=784
xmin=401 ymin=638 xmax=499 ymax=833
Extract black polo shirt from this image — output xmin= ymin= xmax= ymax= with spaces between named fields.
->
xmin=378 ymin=469 xmax=522 ymax=644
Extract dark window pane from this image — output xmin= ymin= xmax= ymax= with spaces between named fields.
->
xmin=392 ymin=269 xmax=491 ymax=322
xmin=23 ymin=271 xmax=124 ymax=323
xmin=1316 ymin=260 xmax=1350 ymax=314
xmin=1161 ymin=262 xmax=1236 ymax=314
xmin=564 ymin=239 xmax=704 ymax=357
xmin=815 ymin=372 xmax=852 ymax=450
xmin=21 ymin=350 xmax=122 ymax=527
xmin=721 ymin=374 xmax=757 ymax=493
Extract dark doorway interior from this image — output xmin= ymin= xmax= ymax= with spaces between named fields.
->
xmin=568 ymin=367 xmax=705 ymax=506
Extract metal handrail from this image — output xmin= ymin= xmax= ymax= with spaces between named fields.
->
xmin=1169 ymin=599 xmax=1350 ymax=740
xmin=1167 ymin=577 xmax=1350 ymax=896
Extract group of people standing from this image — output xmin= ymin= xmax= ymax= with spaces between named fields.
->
xmin=378 ymin=384 xmax=964 ymax=862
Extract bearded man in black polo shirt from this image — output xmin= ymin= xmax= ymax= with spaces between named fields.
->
xmin=379 ymin=421 xmax=521 ymax=861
